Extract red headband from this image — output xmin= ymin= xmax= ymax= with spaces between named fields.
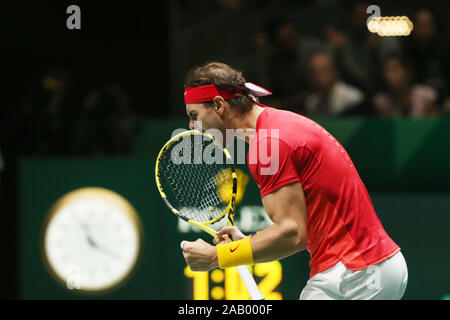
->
xmin=184 ymin=82 xmax=272 ymax=104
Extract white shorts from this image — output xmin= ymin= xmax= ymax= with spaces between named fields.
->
xmin=300 ymin=251 xmax=408 ymax=300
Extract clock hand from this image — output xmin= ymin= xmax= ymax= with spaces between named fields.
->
xmin=72 ymin=213 xmax=99 ymax=248
xmin=87 ymin=234 xmax=98 ymax=248
xmin=95 ymin=242 xmax=121 ymax=260
xmin=79 ymin=221 xmax=99 ymax=248
xmin=78 ymin=220 xmax=120 ymax=260
xmin=72 ymin=214 xmax=121 ymax=260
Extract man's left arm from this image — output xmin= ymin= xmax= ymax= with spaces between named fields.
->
xmin=182 ymin=137 xmax=308 ymax=270
xmin=250 ymin=181 xmax=308 ymax=263
xmin=182 ymin=181 xmax=308 ymax=270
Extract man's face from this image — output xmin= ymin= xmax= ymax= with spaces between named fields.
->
xmin=383 ymin=58 xmax=408 ymax=90
xmin=277 ymin=23 xmax=299 ymax=52
xmin=414 ymin=9 xmax=435 ymax=40
xmin=186 ymin=103 xmax=226 ymax=133
xmin=309 ymin=54 xmax=337 ymax=92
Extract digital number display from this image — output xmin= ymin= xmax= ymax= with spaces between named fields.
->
xmin=184 ymin=261 xmax=282 ymax=300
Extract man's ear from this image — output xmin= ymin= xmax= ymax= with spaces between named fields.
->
xmin=213 ymin=96 xmax=225 ymax=114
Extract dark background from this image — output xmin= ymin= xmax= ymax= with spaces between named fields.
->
xmin=0 ymin=1 xmax=168 ymax=299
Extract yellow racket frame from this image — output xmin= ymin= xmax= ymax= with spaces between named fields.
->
xmin=155 ymin=130 xmax=237 ymax=237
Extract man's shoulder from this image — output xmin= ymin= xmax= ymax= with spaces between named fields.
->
xmin=258 ymin=107 xmax=312 ymax=131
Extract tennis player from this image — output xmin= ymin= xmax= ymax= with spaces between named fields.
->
xmin=180 ymin=62 xmax=408 ymax=300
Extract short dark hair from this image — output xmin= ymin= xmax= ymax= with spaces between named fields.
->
xmin=184 ymin=62 xmax=254 ymax=113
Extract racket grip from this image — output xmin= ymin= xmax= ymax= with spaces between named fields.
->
xmin=236 ymin=265 xmax=265 ymax=300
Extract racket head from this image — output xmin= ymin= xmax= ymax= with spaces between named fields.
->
xmin=155 ymin=130 xmax=237 ymax=227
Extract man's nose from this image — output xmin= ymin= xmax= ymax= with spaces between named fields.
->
xmin=189 ymin=120 xmax=194 ymax=130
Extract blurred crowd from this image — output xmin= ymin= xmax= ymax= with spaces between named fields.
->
xmin=0 ymin=1 xmax=449 ymax=171
xmin=248 ymin=2 xmax=450 ymax=117
xmin=178 ymin=1 xmax=450 ymax=117
xmin=1 ymin=66 xmax=135 ymax=160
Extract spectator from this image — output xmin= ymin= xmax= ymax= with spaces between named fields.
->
xmin=254 ymin=17 xmax=329 ymax=111
xmin=70 ymin=83 xmax=135 ymax=156
xmin=401 ymin=8 xmax=448 ymax=101
xmin=373 ymin=55 xmax=438 ymax=117
xmin=20 ymin=65 xmax=77 ymax=155
xmin=303 ymin=51 xmax=365 ymax=116
xmin=324 ymin=1 xmax=401 ymax=94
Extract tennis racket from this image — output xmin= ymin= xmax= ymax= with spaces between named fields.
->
xmin=155 ymin=129 xmax=264 ymax=300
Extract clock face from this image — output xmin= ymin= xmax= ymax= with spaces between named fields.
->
xmin=43 ymin=188 xmax=142 ymax=292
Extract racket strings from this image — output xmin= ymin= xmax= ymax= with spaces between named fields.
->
xmin=158 ymin=136 xmax=233 ymax=223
